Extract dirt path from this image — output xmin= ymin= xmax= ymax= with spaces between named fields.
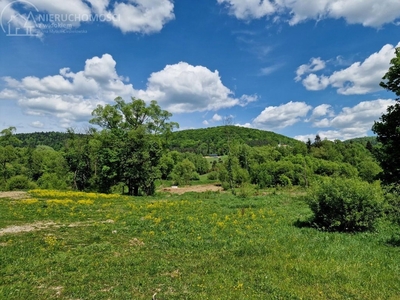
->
xmin=0 ymin=191 xmax=28 ymax=199
xmin=161 ymin=184 xmax=223 ymax=194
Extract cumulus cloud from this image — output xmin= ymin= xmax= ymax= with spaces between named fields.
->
xmin=295 ymin=99 xmax=396 ymax=141
xmin=0 ymin=54 xmax=255 ymax=128
xmin=309 ymin=104 xmax=334 ymax=120
xmin=212 ymin=114 xmax=223 ymax=122
xmin=297 ymin=43 xmax=400 ymax=94
xmin=217 ymin=0 xmax=276 ymax=20
xmin=253 ymin=101 xmax=312 ymax=130
xmin=295 ymin=57 xmax=326 ymax=81
xmin=217 ymin=0 xmax=400 ymax=28
xmin=135 ymin=62 xmax=257 ymax=113
xmin=1 ymin=0 xmax=174 ymax=36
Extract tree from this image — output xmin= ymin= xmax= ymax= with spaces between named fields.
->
xmin=380 ymin=47 xmax=400 ymax=98
xmin=372 ymin=47 xmax=400 ymax=185
xmin=89 ymin=97 xmax=178 ymax=196
xmin=172 ymin=159 xmax=195 ymax=186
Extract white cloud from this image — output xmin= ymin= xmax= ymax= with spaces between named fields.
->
xmin=202 ymin=120 xmax=209 ymax=125
xmin=135 ymin=62 xmax=257 ymax=113
xmin=0 ymin=54 xmax=255 ymax=128
xmin=295 ymin=57 xmax=326 ymax=81
xmin=218 ymin=0 xmax=400 ymax=27
xmin=253 ymin=101 xmax=312 ymax=130
xmin=217 ymin=0 xmax=276 ymax=20
xmin=302 ymin=74 xmax=330 ymax=91
xmin=235 ymin=122 xmax=252 ymax=128
xmin=309 ymin=104 xmax=334 ymax=120
xmin=212 ymin=114 xmax=223 ymax=122
xmin=260 ymin=64 xmax=283 ymax=76
xmin=296 ymin=99 xmax=396 ymax=141
xmin=31 ymin=121 xmax=44 ymax=128
xmin=1 ymin=0 xmax=174 ymax=36
xmin=298 ymin=43 xmax=400 ymax=94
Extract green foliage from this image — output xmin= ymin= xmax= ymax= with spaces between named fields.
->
xmin=372 ymin=103 xmax=400 ymax=185
xmin=169 ymin=125 xmax=303 ymax=155
xmin=207 ymin=171 xmax=218 ymax=180
xmin=380 ymin=47 xmax=400 ymax=97
xmin=36 ymin=173 xmax=67 ymax=190
xmin=5 ymin=175 xmax=36 ymax=191
xmin=88 ymin=97 xmax=177 ymax=195
xmin=172 ymin=158 xmax=196 ymax=186
xmin=308 ymin=178 xmax=384 ymax=232
xmin=15 ymin=131 xmax=74 ymax=150
xmin=383 ymin=184 xmax=400 ymax=226
xmin=372 ymin=47 xmax=400 ymax=185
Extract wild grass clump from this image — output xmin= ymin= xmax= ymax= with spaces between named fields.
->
xmin=308 ymin=178 xmax=384 ymax=232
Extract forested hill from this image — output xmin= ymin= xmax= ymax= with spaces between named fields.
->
xmin=15 ymin=132 xmax=78 ymax=151
xmin=169 ymin=126 xmax=302 ymax=155
xmin=14 ymin=126 xmax=301 ymax=154
xmin=344 ymin=136 xmax=378 ymax=146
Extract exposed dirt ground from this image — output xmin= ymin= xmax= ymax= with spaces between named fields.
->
xmin=161 ymin=184 xmax=223 ymax=194
xmin=0 ymin=191 xmax=28 ymax=199
xmin=0 ymin=220 xmax=115 ymax=236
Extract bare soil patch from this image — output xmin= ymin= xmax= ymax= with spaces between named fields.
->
xmin=0 ymin=191 xmax=28 ymax=199
xmin=161 ymin=184 xmax=223 ymax=194
xmin=0 ymin=220 xmax=115 ymax=236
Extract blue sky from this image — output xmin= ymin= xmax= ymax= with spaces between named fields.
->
xmin=0 ymin=0 xmax=399 ymax=141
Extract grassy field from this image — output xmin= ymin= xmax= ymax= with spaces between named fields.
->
xmin=0 ymin=189 xmax=399 ymax=299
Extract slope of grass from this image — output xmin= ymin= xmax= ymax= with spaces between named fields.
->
xmin=0 ymin=189 xmax=399 ymax=299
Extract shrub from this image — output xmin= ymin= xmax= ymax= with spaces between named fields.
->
xmin=191 ymin=172 xmax=200 ymax=181
xmin=37 ymin=173 xmax=67 ymax=190
xmin=383 ymin=184 xmax=400 ymax=226
xmin=6 ymin=175 xmax=37 ymax=191
xmin=207 ymin=171 xmax=218 ymax=180
xmin=308 ymin=178 xmax=384 ymax=232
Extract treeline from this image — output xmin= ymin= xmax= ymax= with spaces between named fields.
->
xmin=209 ymin=136 xmax=381 ymax=191
xmin=168 ymin=126 xmax=302 ymax=155
xmin=14 ymin=125 xmax=303 ymax=156
xmin=15 ymin=131 xmax=75 ymax=151
xmin=0 ymin=123 xmax=381 ymax=195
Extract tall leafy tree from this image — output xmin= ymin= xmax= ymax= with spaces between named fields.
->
xmin=90 ymin=97 xmax=178 ymax=195
xmin=372 ymin=47 xmax=400 ymax=185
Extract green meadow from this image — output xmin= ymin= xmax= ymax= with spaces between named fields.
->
xmin=1 ymin=189 xmax=399 ymax=299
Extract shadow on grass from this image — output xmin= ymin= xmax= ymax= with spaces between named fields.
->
xmin=293 ymin=218 xmax=314 ymax=229
xmin=386 ymin=235 xmax=400 ymax=247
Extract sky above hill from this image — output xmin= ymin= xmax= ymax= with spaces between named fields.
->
xmin=0 ymin=0 xmax=399 ymax=141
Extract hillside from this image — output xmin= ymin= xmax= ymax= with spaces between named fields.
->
xmin=344 ymin=136 xmax=377 ymax=146
xmin=169 ymin=126 xmax=302 ymax=155
xmin=15 ymin=132 xmax=84 ymax=151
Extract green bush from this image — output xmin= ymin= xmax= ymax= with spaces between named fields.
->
xmin=6 ymin=175 xmax=37 ymax=191
xmin=207 ymin=171 xmax=218 ymax=180
xmin=191 ymin=172 xmax=200 ymax=181
xmin=383 ymin=184 xmax=400 ymax=226
xmin=308 ymin=178 xmax=384 ymax=232
xmin=37 ymin=173 xmax=67 ymax=190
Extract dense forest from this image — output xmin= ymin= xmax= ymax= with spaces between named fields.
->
xmin=0 ymin=101 xmax=382 ymax=196
xmin=168 ymin=126 xmax=302 ymax=154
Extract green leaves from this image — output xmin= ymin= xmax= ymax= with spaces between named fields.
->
xmin=380 ymin=47 xmax=400 ymax=97
xmin=308 ymin=178 xmax=384 ymax=232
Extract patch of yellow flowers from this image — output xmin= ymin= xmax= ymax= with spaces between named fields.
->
xmin=29 ymin=189 xmax=129 ymax=200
